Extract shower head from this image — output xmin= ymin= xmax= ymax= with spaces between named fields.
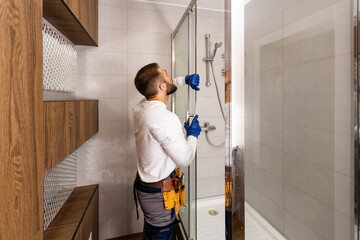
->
xmin=211 ymin=41 xmax=223 ymax=58
xmin=214 ymin=42 xmax=223 ymax=49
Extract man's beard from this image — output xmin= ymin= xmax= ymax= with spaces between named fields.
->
xmin=166 ymin=82 xmax=178 ymax=95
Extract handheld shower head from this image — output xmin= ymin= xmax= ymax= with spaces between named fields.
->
xmin=215 ymin=42 xmax=223 ymax=49
xmin=211 ymin=42 xmax=223 ymax=58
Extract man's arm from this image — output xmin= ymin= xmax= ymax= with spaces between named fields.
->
xmin=150 ymin=114 xmax=199 ymax=167
xmin=172 ymin=76 xmax=186 ymax=88
xmin=173 ymin=74 xmax=200 ymax=91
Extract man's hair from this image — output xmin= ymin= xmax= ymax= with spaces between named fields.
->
xmin=134 ymin=63 xmax=165 ymax=98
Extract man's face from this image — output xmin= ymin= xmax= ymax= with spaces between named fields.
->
xmin=158 ymin=68 xmax=177 ymax=95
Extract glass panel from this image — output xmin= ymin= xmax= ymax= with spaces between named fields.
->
xmin=355 ymin=1 xmax=359 ymax=239
xmin=244 ymin=0 xmax=354 ymax=239
xmin=172 ymin=3 xmax=197 ymax=239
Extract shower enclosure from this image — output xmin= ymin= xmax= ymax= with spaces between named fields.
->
xmin=241 ymin=0 xmax=356 ymax=239
xmin=171 ymin=0 xmax=229 ymax=239
xmin=172 ymin=1 xmax=198 ymax=238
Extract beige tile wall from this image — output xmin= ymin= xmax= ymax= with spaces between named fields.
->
xmin=243 ymin=0 xmax=354 ymax=239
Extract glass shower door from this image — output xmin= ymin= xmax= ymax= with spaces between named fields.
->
xmin=172 ymin=2 xmax=197 ymax=239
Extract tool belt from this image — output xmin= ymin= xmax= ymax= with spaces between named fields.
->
xmin=162 ymin=168 xmax=186 ymax=215
xmin=134 ymin=168 xmax=186 ymax=219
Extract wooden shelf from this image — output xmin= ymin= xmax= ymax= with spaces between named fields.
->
xmin=44 ymin=185 xmax=99 ymax=240
xmin=43 ymin=0 xmax=98 ymax=46
xmin=44 ymin=100 xmax=98 ymax=173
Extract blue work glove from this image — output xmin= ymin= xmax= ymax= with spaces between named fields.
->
xmin=184 ymin=115 xmax=202 ymax=138
xmin=185 ymin=74 xmax=200 ymax=91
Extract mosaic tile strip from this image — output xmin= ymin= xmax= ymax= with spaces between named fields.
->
xmin=43 ymin=152 xmax=77 ymax=230
xmin=42 ymin=20 xmax=77 ymax=92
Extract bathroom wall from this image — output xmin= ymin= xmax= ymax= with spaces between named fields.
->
xmin=76 ymin=0 xmax=227 ymax=238
xmin=75 ymin=1 xmax=185 ymax=238
xmin=241 ymin=0 xmax=354 ymax=239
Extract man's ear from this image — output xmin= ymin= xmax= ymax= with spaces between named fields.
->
xmin=159 ymin=82 xmax=166 ymax=91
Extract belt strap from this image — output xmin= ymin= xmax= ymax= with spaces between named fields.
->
xmin=133 ymin=173 xmax=140 ymax=220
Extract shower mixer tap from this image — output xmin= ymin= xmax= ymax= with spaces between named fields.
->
xmin=200 ymin=122 xmax=216 ymax=132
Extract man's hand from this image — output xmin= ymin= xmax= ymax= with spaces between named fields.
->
xmin=184 ymin=115 xmax=202 ymax=138
xmin=185 ymin=74 xmax=200 ymax=91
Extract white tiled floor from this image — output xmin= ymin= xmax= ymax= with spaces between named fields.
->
xmin=197 ymin=197 xmax=282 ymax=240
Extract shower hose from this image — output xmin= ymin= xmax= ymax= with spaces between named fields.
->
xmin=205 ymin=61 xmax=225 ymax=149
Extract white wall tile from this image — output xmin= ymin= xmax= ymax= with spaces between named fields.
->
xmin=87 ymin=121 xmax=128 ymax=146
xmin=127 ymin=54 xmax=171 ymax=76
xmin=335 ymin=133 xmax=353 ymax=177
xmin=78 ymin=167 xmax=128 ymax=193
xmin=197 ymin=176 xmax=225 ymax=199
xmin=335 ymin=54 xmax=352 ymax=94
xmin=284 ymin=57 xmax=335 ymax=95
xmin=128 ymin=8 xmax=182 ymax=33
xmin=335 ymin=172 xmax=353 ymax=217
xmin=128 ymin=31 xmax=171 ymax=54
xmin=100 ymin=0 xmax=127 ymax=7
xmin=284 ymin=183 xmax=335 ymax=240
xmin=335 ymin=210 xmax=354 ymax=240
xmin=335 ymin=13 xmax=352 ymax=56
xmin=197 ymin=136 xmax=226 ymax=158
xmin=77 ymin=29 xmax=128 ymax=53
xmin=284 ymin=212 xmax=324 ymax=240
xmin=77 ymin=143 xmax=128 ymax=171
xmin=99 ymin=213 xmax=129 ymax=239
xmin=99 ymin=98 xmax=128 ymax=121
xmin=100 ymin=189 xmax=128 ymax=217
xmin=99 ymin=5 xmax=127 ymax=30
xmin=335 ymin=94 xmax=352 ymax=135
xmin=78 ymin=52 xmax=128 ymax=75
xmin=197 ymin=156 xmax=224 ymax=179
xmin=77 ymin=75 xmax=128 ymax=99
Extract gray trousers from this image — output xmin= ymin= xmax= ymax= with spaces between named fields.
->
xmin=135 ymin=173 xmax=175 ymax=227
xmin=137 ymin=189 xmax=175 ymax=227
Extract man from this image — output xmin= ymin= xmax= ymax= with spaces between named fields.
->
xmin=133 ymin=63 xmax=201 ymax=240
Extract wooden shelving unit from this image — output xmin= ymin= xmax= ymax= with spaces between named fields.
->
xmin=44 ymin=100 xmax=99 ymax=173
xmin=44 ymin=185 xmax=99 ymax=240
xmin=43 ymin=0 xmax=98 ymax=46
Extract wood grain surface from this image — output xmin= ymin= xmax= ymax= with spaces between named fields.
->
xmin=43 ymin=0 xmax=98 ymax=46
xmin=44 ymin=100 xmax=98 ymax=173
xmin=44 ymin=185 xmax=99 ymax=240
xmin=0 ymin=0 xmax=44 ymax=239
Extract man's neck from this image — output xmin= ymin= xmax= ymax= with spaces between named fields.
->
xmin=146 ymin=95 xmax=168 ymax=105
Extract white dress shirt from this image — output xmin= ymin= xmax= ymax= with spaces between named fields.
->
xmin=133 ymin=76 xmax=198 ymax=183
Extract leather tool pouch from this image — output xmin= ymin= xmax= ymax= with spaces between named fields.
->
xmin=162 ymin=179 xmax=175 ymax=210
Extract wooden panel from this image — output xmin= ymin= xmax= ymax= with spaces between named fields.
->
xmin=63 ymin=0 xmax=80 ymax=18
xmin=79 ymin=101 xmax=91 ymax=144
xmin=79 ymin=0 xmax=98 ymax=44
xmin=44 ymin=100 xmax=98 ymax=173
xmin=65 ymin=101 xmax=79 ymax=158
xmin=45 ymin=185 xmax=99 ymax=240
xmin=90 ymin=100 xmax=99 ymax=137
xmin=44 ymin=102 xmax=66 ymax=172
xmin=0 ymin=0 xmax=44 ymax=239
xmin=43 ymin=0 xmax=98 ymax=46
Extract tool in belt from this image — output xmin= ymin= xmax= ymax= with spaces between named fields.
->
xmin=162 ymin=168 xmax=186 ymax=215
xmin=133 ymin=168 xmax=186 ymax=220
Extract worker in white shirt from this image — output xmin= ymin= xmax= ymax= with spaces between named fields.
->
xmin=132 ymin=62 xmax=201 ymax=240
